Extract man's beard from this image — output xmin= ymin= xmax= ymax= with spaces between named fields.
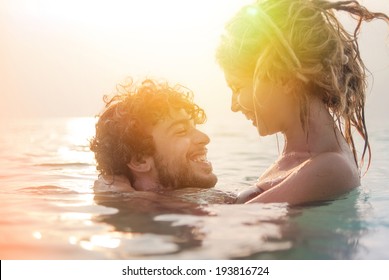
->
xmin=153 ymin=154 xmax=214 ymax=189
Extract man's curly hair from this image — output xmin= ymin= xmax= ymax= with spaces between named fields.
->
xmin=89 ymin=78 xmax=206 ymax=184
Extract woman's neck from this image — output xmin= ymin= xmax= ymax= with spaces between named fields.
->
xmin=281 ymin=97 xmax=339 ymax=156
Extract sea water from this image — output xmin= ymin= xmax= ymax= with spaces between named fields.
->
xmin=0 ymin=114 xmax=388 ymax=259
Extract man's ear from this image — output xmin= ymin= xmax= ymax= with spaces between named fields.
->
xmin=127 ymin=155 xmax=153 ymax=173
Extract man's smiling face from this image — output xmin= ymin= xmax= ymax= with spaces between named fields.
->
xmin=150 ymin=108 xmax=217 ymax=189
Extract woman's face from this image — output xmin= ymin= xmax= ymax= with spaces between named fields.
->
xmin=226 ymin=74 xmax=296 ymax=136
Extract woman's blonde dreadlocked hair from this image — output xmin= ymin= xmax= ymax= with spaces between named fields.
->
xmin=216 ymin=0 xmax=389 ymax=172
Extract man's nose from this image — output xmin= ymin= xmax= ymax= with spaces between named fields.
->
xmin=193 ymin=129 xmax=210 ymax=145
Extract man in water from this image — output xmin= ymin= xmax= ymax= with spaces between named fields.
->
xmin=90 ymin=78 xmax=217 ymax=192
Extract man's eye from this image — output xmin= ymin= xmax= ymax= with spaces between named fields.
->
xmin=176 ymin=128 xmax=188 ymax=135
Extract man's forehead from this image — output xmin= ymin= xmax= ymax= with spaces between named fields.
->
xmin=155 ymin=108 xmax=193 ymax=129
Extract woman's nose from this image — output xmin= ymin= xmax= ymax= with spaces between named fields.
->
xmin=231 ymin=95 xmax=240 ymax=112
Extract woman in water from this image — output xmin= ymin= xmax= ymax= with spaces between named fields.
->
xmin=216 ymin=0 xmax=389 ymax=205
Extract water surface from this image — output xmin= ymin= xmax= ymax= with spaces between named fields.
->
xmin=0 ymin=116 xmax=388 ymax=259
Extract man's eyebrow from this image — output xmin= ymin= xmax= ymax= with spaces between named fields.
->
xmin=166 ymin=118 xmax=192 ymax=131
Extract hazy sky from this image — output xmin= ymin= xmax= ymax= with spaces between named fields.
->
xmin=1 ymin=0 xmax=388 ymax=124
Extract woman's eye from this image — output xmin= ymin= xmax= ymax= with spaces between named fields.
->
xmin=231 ymin=86 xmax=242 ymax=95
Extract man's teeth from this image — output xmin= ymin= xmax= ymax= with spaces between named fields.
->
xmin=192 ymin=155 xmax=207 ymax=162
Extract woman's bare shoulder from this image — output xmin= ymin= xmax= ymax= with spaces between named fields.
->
xmin=304 ymin=152 xmax=360 ymax=183
xmin=247 ymin=152 xmax=360 ymax=205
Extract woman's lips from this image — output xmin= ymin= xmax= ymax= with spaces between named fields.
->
xmin=243 ymin=112 xmax=257 ymax=127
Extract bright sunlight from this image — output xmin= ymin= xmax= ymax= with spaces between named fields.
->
xmin=1 ymin=0 xmax=251 ymax=118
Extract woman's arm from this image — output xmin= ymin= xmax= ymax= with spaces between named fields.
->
xmin=93 ymin=175 xmax=135 ymax=193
